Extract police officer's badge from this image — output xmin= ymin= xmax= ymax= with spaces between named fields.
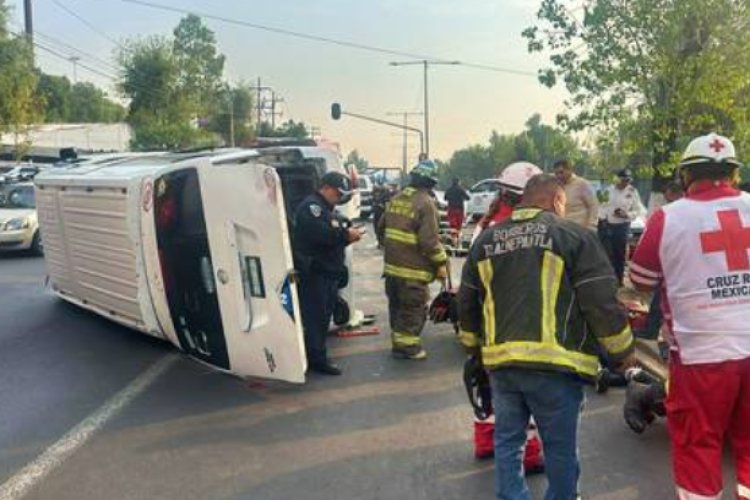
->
xmin=310 ymin=204 xmax=322 ymax=218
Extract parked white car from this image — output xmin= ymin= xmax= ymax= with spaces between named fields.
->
xmin=0 ymin=182 xmax=42 ymax=254
xmin=0 ymin=165 xmax=41 ymax=184
xmin=465 ymin=178 xmax=503 ymax=217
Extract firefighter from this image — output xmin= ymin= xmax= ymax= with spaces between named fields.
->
xmin=629 ymin=133 xmax=750 ymax=500
xmin=465 ymin=162 xmax=545 ymax=472
xmin=293 ymin=172 xmax=364 ymax=376
xmin=458 ymin=173 xmax=635 ymax=499
xmin=377 ymin=160 xmax=448 ymax=359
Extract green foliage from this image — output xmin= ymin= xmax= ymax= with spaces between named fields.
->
xmin=345 ymin=150 xmax=369 ymax=173
xmin=256 ymin=120 xmax=309 ymax=139
xmin=524 ymin=0 xmax=750 ymax=191
xmin=68 ymin=83 xmax=126 ymax=123
xmin=117 ymin=15 xmax=228 ymax=151
xmin=36 ymin=73 xmax=71 ymax=122
xmin=206 ymin=83 xmax=254 ymax=146
xmin=0 ymin=28 xmax=42 ymax=158
xmin=172 ymin=14 xmax=225 ymax=118
xmin=117 ymin=34 xmax=214 ymax=150
xmin=36 ymin=74 xmax=125 ymax=123
xmin=437 ymin=114 xmax=583 ymax=188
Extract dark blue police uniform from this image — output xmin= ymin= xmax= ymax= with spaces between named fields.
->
xmin=293 ymin=192 xmax=349 ymax=371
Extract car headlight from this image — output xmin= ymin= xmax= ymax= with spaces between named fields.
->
xmin=4 ymin=218 xmax=30 ymax=231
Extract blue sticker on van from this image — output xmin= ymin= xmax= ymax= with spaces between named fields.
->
xmin=280 ymin=277 xmax=295 ymax=320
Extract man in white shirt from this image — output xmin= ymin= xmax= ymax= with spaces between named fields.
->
xmin=599 ymin=169 xmax=645 ymax=285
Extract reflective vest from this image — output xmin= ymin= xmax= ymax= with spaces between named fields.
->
xmin=631 ymin=185 xmax=750 ymax=364
xmin=380 ymin=187 xmax=447 ymax=283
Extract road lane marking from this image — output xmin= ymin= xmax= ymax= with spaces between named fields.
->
xmin=0 ymin=354 xmax=178 ymax=500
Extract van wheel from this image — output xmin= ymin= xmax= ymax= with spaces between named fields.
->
xmin=31 ymin=231 xmax=43 ymax=256
xmin=333 ymin=297 xmax=350 ymax=326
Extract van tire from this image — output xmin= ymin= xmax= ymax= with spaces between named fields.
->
xmin=31 ymin=231 xmax=43 ymax=256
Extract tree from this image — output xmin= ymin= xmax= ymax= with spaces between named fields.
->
xmin=118 ymin=35 xmax=213 ymax=150
xmin=438 ymin=115 xmax=584 ymax=188
xmin=523 ymin=0 xmax=750 ymax=192
xmin=173 ymin=14 xmax=225 ymax=118
xmin=345 ymin=150 xmax=369 ymax=173
xmin=257 ymin=120 xmax=309 ymax=139
xmin=37 ymin=73 xmax=71 ymax=122
xmin=0 ymin=1 xmax=41 ymax=158
xmin=68 ymin=83 xmax=126 ymax=123
xmin=208 ymin=83 xmax=254 ymax=146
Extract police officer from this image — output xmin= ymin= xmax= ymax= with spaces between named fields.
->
xmin=293 ymin=172 xmax=363 ymax=376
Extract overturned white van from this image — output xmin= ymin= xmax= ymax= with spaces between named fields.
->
xmin=35 ymin=147 xmax=361 ymax=383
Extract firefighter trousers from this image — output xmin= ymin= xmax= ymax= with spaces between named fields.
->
xmin=385 ymin=276 xmax=429 ymax=354
xmin=667 ymin=354 xmax=750 ymax=499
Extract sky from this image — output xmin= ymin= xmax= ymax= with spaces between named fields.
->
xmin=9 ymin=0 xmax=569 ymax=166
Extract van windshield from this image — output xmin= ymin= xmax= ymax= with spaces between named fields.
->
xmin=0 ymin=185 xmax=36 ymax=209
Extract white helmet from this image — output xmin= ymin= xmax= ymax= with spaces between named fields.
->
xmin=680 ymin=133 xmax=742 ymax=169
xmin=497 ymin=162 xmax=543 ymax=194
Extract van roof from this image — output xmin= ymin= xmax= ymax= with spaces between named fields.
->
xmin=34 ymin=146 xmax=341 ymax=188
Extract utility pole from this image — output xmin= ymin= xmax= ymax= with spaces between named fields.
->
xmin=270 ymin=92 xmax=285 ymax=129
xmin=228 ymin=93 xmax=235 ymax=148
xmin=386 ymin=111 xmax=422 ymax=174
xmin=24 ymin=0 xmax=33 ymax=40
xmin=389 ymin=60 xmax=459 ymax=158
xmin=24 ymin=0 xmax=33 ymax=61
xmin=69 ymin=56 xmax=81 ymax=84
xmin=252 ymin=78 xmax=272 ymax=130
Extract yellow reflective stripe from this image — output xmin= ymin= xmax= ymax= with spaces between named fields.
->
xmin=541 ymin=251 xmax=564 ymax=345
xmin=392 ymin=331 xmax=421 ymax=347
xmin=459 ymin=330 xmax=480 ymax=348
xmin=385 ymin=228 xmax=418 ymax=245
xmin=478 ymin=259 xmax=496 ymax=348
xmin=384 ymin=264 xmax=434 ymax=282
xmin=511 ymin=208 xmax=543 ymax=221
xmin=599 ymin=325 xmax=634 ymax=355
xmin=481 ymin=341 xmax=600 ymax=377
xmin=429 ymin=248 xmax=448 ymax=263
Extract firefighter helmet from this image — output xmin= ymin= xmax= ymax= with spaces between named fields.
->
xmin=679 ymin=133 xmax=742 ymax=169
xmin=410 ymin=159 xmax=439 ymax=183
xmin=498 ymin=162 xmax=543 ymax=195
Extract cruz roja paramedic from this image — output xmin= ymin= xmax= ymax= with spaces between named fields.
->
xmin=458 ymin=174 xmax=636 ymax=500
xmin=629 ymin=133 xmax=750 ymax=500
xmin=293 ymin=172 xmax=363 ymax=376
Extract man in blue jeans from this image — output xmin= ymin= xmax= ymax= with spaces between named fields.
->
xmin=458 ymin=174 xmax=636 ymax=499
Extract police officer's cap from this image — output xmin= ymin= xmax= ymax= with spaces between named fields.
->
xmin=320 ymin=171 xmax=353 ymax=204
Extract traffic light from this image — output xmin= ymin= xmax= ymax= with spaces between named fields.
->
xmin=331 ymin=103 xmax=342 ymax=120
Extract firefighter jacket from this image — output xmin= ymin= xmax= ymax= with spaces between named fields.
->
xmin=378 ymin=186 xmax=448 ymax=283
xmin=458 ymin=207 xmax=634 ymax=382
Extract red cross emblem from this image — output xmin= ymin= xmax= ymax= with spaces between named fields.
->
xmin=709 ymin=139 xmax=725 ymax=153
xmin=700 ymin=210 xmax=750 ymax=271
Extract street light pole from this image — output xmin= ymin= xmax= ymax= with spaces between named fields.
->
xmin=386 ymin=111 xmax=422 ymax=173
xmin=389 ymin=60 xmax=459 ymax=158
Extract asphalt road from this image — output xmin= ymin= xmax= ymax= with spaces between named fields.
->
xmin=0 ymin=232 xmax=687 ymax=500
